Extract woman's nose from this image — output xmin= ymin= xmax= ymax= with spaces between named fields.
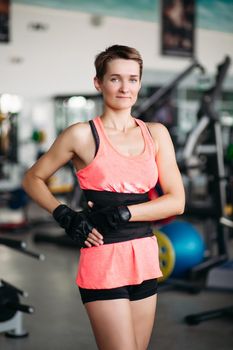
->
xmin=119 ymin=81 xmax=129 ymax=93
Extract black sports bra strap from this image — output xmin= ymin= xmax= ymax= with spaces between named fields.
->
xmin=89 ymin=120 xmax=100 ymax=157
xmin=145 ymin=123 xmax=153 ymax=137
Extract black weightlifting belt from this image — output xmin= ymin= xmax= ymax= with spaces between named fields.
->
xmin=83 ymin=190 xmax=153 ymax=244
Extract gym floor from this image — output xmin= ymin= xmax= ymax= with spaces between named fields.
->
xmin=0 ymin=206 xmax=232 ymax=350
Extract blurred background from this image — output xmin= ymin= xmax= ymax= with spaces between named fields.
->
xmin=0 ymin=1 xmax=232 ymax=349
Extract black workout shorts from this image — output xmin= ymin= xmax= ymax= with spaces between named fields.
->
xmin=79 ymin=278 xmax=158 ymax=304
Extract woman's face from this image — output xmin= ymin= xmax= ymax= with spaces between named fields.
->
xmin=94 ymin=59 xmax=141 ymax=111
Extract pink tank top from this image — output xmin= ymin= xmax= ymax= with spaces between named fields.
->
xmin=76 ymin=116 xmax=158 ymax=193
xmin=75 ymin=116 xmax=162 ymax=289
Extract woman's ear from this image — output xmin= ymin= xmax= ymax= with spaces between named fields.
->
xmin=139 ymin=80 xmax=142 ymax=90
xmin=94 ymin=77 xmax=102 ymax=92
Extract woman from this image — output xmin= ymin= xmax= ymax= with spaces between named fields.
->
xmin=23 ymin=45 xmax=185 ymax=350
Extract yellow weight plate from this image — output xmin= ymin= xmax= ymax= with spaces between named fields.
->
xmin=224 ymin=204 xmax=233 ymax=216
xmin=154 ymin=230 xmax=175 ymax=282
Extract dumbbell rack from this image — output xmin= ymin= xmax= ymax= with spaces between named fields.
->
xmin=0 ymin=236 xmax=44 ymax=337
xmin=0 ymin=307 xmax=28 ymax=338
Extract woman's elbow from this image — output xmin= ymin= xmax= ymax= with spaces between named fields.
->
xmin=22 ymin=171 xmax=29 ymax=191
xmin=171 ymin=189 xmax=185 ymax=215
xmin=175 ymin=195 xmax=185 ymax=215
xmin=22 ymin=169 xmax=35 ymax=192
xmin=176 ymin=204 xmax=185 ymax=215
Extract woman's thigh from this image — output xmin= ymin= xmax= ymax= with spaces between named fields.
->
xmin=130 ymin=294 xmax=157 ymax=350
xmin=85 ymin=298 xmax=138 ymax=350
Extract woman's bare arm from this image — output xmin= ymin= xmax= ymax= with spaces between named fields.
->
xmin=22 ymin=123 xmax=90 ymax=213
xmin=128 ymin=122 xmax=185 ymax=221
xmin=22 ymin=122 xmax=105 ymax=247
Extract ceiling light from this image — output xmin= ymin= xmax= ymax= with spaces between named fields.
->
xmin=28 ymin=22 xmax=49 ymax=31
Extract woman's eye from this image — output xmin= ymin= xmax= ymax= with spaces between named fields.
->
xmin=130 ymin=79 xmax=138 ymax=83
xmin=111 ymin=78 xmax=119 ymax=82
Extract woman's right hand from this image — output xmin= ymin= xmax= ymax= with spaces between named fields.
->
xmin=84 ymin=228 xmax=104 ymax=248
xmin=52 ymin=204 xmax=104 ymax=249
xmin=84 ymin=201 xmax=104 ymax=247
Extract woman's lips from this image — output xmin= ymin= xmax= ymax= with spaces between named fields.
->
xmin=116 ymin=96 xmax=131 ymax=98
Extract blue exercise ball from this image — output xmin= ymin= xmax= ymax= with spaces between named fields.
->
xmin=160 ymin=221 xmax=205 ymax=278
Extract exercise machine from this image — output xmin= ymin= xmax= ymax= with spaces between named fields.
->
xmin=178 ymin=55 xmax=233 ymax=323
xmin=0 ymin=236 xmax=44 ymax=337
xmin=134 ymin=60 xmax=205 ymax=117
xmin=0 ymin=108 xmax=28 ymax=232
xmin=182 ymin=56 xmax=231 ymax=277
xmin=152 ymin=56 xmax=232 ymax=297
xmin=184 ymin=217 xmax=233 ymax=325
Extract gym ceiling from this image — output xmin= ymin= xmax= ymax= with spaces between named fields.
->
xmin=1 ymin=1 xmax=232 ymax=97
xmin=13 ymin=0 xmax=233 ymax=34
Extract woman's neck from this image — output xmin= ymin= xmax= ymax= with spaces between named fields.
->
xmin=100 ymin=108 xmax=136 ymax=132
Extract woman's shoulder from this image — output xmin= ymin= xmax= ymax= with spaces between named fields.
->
xmin=58 ymin=121 xmax=93 ymax=149
xmin=62 ymin=121 xmax=91 ymax=138
xmin=145 ymin=122 xmax=172 ymax=148
xmin=145 ymin=121 xmax=168 ymax=134
xmin=65 ymin=121 xmax=90 ymax=133
xmin=145 ymin=122 xmax=171 ymax=138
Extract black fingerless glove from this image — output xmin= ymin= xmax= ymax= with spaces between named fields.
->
xmin=52 ymin=204 xmax=94 ymax=248
xmin=89 ymin=205 xmax=131 ymax=234
xmin=53 ymin=204 xmax=131 ymax=246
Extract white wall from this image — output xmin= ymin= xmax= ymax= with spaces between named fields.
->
xmin=0 ymin=4 xmax=233 ymax=98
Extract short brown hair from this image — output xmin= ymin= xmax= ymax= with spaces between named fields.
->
xmin=94 ymin=45 xmax=143 ymax=81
